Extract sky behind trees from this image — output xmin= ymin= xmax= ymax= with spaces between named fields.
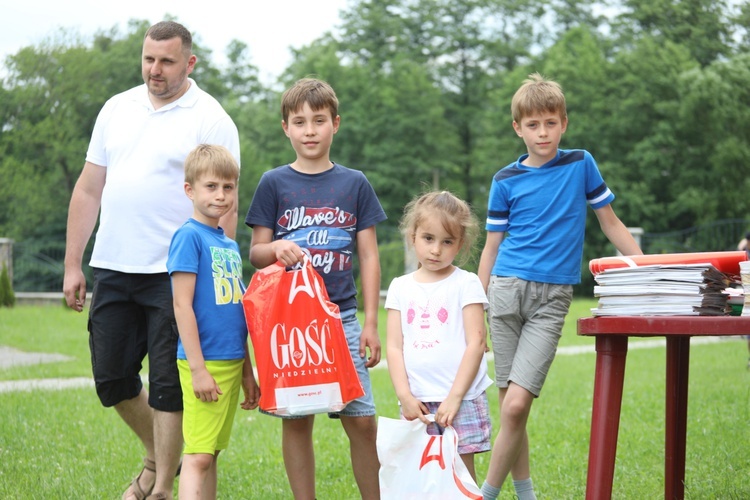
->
xmin=0 ymin=0 xmax=348 ymax=84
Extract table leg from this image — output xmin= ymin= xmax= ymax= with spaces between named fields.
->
xmin=586 ymin=335 xmax=629 ymax=500
xmin=665 ymin=336 xmax=690 ymax=500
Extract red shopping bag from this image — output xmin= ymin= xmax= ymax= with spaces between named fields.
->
xmin=242 ymin=259 xmax=364 ymax=416
xmin=377 ymin=415 xmax=482 ymax=499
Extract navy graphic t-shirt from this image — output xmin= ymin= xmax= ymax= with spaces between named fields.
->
xmin=245 ymin=164 xmax=386 ymax=311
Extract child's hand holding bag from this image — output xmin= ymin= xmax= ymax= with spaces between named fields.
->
xmin=376 ymin=414 xmax=482 ymax=499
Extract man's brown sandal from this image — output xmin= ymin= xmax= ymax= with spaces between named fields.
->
xmin=122 ymin=457 xmax=156 ymax=500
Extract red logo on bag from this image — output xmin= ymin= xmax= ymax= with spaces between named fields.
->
xmin=419 ymin=436 xmax=446 ymax=470
xmin=419 ymin=436 xmax=482 ymax=500
xmin=419 ymin=434 xmax=483 ymax=499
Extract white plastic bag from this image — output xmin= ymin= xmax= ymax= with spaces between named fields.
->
xmin=377 ymin=415 xmax=483 ymax=499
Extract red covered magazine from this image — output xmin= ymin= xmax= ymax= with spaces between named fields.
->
xmin=589 ymin=251 xmax=748 ymax=277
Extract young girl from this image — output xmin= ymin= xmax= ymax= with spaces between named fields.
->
xmin=384 ymin=190 xmax=493 ymax=479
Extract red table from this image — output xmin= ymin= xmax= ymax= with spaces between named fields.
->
xmin=577 ymin=316 xmax=750 ymax=500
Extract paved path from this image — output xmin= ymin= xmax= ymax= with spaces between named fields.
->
xmin=0 ymin=337 xmax=735 ymax=394
xmin=0 ymin=345 xmax=74 ymax=369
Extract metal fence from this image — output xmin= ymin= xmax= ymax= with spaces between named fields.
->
xmin=640 ymin=218 xmax=750 ymax=254
xmin=9 ymin=238 xmax=68 ymax=293
xmin=5 ymin=219 xmax=750 ymax=293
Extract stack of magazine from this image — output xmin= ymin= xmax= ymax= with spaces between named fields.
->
xmin=591 ymin=263 xmax=731 ymax=316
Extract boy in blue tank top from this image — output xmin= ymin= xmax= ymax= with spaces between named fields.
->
xmin=167 ymin=144 xmax=260 ymax=498
xmin=477 ymin=73 xmax=643 ymax=500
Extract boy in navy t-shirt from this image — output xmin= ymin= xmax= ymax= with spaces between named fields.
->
xmin=245 ymin=78 xmax=386 ymax=499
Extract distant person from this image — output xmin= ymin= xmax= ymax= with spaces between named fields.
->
xmin=739 ymin=232 xmax=750 ymax=369
xmin=245 ymin=77 xmax=386 ymax=499
xmin=477 ymin=73 xmax=642 ymax=500
xmin=62 ymin=21 xmax=240 ymax=500
xmin=167 ymin=144 xmax=259 ymax=499
xmin=737 ymin=232 xmax=750 ymax=252
xmin=385 ymin=190 xmax=493 ymax=481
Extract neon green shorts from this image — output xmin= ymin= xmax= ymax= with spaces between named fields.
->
xmin=178 ymin=359 xmax=244 ymax=454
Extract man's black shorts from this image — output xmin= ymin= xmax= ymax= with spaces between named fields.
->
xmin=88 ymin=268 xmax=182 ymax=411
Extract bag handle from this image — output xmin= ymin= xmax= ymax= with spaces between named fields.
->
xmin=280 ymin=254 xmax=341 ymax=321
xmin=275 ymin=253 xmax=309 ymax=272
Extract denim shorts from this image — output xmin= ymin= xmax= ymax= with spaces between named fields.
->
xmin=418 ymin=393 xmax=492 ymax=454
xmin=263 ymin=308 xmax=376 ymax=420
xmin=487 ymin=276 xmax=573 ymax=397
xmin=88 ymin=268 xmax=182 ymax=411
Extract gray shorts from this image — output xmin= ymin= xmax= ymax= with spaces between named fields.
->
xmin=487 ymin=276 xmax=573 ymax=397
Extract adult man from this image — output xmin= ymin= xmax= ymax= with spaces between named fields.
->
xmin=63 ymin=21 xmax=240 ymax=499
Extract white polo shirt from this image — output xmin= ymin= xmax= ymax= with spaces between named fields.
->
xmin=86 ymin=79 xmax=240 ymax=274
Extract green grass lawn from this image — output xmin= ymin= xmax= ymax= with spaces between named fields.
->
xmin=1 ymin=301 xmax=749 ymax=498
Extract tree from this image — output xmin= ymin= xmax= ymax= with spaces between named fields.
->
xmin=0 ymin=19 xmax=254 ymax=289
xmin=671 ymin=52 xmax=750 ymax=222
xmin=595 ymin=37 xmax=699 ymax=231
xmin=3 ymin=2 xmax=750 ymax=293
xmin=337 ymin=0 xmax=543 ymax=207
xmin=0 ymin=35 xmax=137 ymax=240
xmin=614 ymin=0 xmax=735 ymax=66
xmin=271 ymin=35 xmax=453 ymax=237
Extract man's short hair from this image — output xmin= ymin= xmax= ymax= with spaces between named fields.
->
xmin=145 ymin=21 xmax=193 ymax=55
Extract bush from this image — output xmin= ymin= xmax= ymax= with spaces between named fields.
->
xmin=0 ymin=262 xmax=16 ymax=307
